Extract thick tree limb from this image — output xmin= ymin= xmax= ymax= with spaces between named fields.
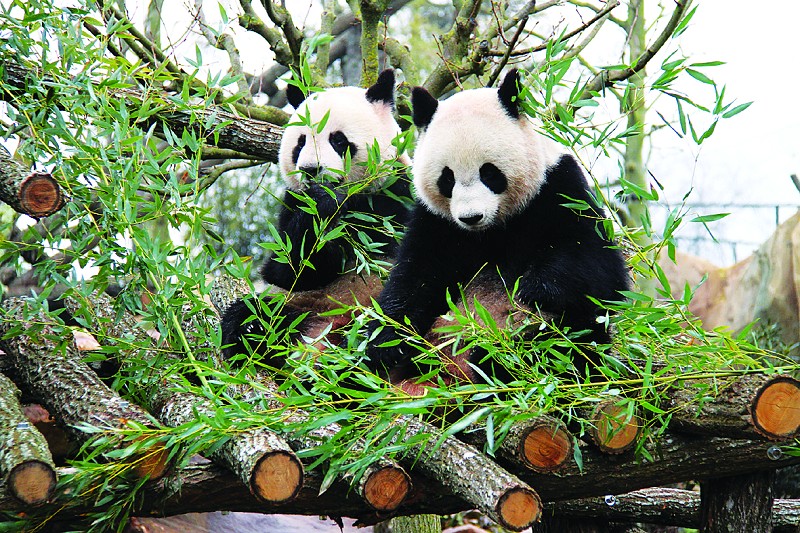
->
xmin=1 ymin=60 xmax=288 ymax=155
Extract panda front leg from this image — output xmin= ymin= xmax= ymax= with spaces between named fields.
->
xmin=261 ymin=183 xmax=353 ymax=292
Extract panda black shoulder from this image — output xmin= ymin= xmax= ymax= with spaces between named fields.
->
xmin=530 ymin=155 xmax=601 ymax=214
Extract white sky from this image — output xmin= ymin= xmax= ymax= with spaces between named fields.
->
xmin=645 ymin=0 xmax=800 ymax=264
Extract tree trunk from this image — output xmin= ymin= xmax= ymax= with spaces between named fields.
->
xmin=700 ymin=470 xmax=775 ymax=533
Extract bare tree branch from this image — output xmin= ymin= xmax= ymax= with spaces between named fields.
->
xmin=193 ymin=1 xmax=253 ymax=103
xmin=493 ymin=0 xmax=620 ymax=57
xmin=577 ymin=0 xmax=691 ymax=101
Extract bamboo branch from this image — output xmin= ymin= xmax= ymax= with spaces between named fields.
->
xmin=576 ymin=0 xmax=691 ymax=102
xmin=193 ymin=0 xmax=253 ymax=102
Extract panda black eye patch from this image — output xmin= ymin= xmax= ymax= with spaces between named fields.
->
xmin=479 ymin=162 xmax=508 ymax=194
xmin=329 ymin=130 xmax=356 ymax=158
xmin=291 ymin=134 xmax=306 ymax=164
xmin=437 ymin=166 xmax=455 ymax=198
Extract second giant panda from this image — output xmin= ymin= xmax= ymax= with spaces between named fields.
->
xmin=365 ymin=69 xmax=629 ymax=383
xmin=222 ymin=69 xmax=412 ymax=363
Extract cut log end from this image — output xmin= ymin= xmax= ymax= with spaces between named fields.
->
xmin=521 ymin=421 xmax=573 ymax=472
xmin=495 ymin=486 xmax=542 ymax=531
xmin=19 ymin=173 xmax=64 ymax=218
xmin=132 ymin=443 xmax=171 ymax=480
xmin=363 ymin=465 xmax=411 ymax=512
xmin=589 ymin=401 xmax=640 ymax=454
xmin=251 ymin=451 xmax=304 ymax=503
xmin=751 ymin=377 xmax=800 ymax=439
xmin=8 ymin=460 xmax=57 ymax=505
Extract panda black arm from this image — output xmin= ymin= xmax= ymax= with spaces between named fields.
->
xmin=260 ymin=183 xmax=351 ymax=291
xmin=513 ymin=155 xmax=629 ymax=321
xmin=365 ymin=205 xmax=478 ymax=370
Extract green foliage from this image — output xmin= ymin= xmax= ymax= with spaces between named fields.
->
xmin=0 ymin=1 xmax=791 ymax=531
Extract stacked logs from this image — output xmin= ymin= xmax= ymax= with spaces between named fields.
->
xmin=1 ymin=289 xmax=800 ymax=531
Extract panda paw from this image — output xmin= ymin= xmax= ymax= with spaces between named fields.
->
xmin=364 ymin=323 xmax=411 ymax=372
xmin=220 ymin=297 xmax=267 ymax=360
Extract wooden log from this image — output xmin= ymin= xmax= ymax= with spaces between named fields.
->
xmin=1 ymin=60 xmax=285 ymax=161
xmin=668 ymin=374 xmax=800 ymax=440
xmin=210 ymin=276 xmax=413 ymax=512
xmin=229 ymin=372 xmax=412 ymax=512
xmin=0 ymin=372 xmax=56 ymax=505
xmin=0 ymin=298 xmax=169 ymax=479
xmin=151 ymin=388 xmax=303 ymax=504
xmin=551 ymin=486 xmax=800 ymax=530
xmin=0 ymin=145 xmax=64 ymax=218
xmin=397 ymin=416 xmax=541 ymax=531
xmin=700 ymin=470 xmax=774 ymax=533
xmin=462 ymin=417 xmax=574 ymax=473
xmin=751 ymin=377 xmax=800 ymax=439
xmin=585 ymin=399 xmax=641 ymax=454
xmin=0 ymin=463 xmax=468 ymax=524
xmin=520 ymin=433 xmax=800 ymax=502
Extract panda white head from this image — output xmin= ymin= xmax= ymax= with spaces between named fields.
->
xmin=278 ymin=69 xmax=406 ymax=190
xmin=411 ymin=69 xmax=563 ymax=231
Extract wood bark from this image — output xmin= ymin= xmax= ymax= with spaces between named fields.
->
xmin=0 ymin=372 xmax=56 ymax=505
xmin=668 ymin=374 xmax=800 ymax=440
xmin=551 ymin=486 xmax=800 ymax=530
xmin=0 ymin=298 xmax=169 ymax=479
xmin=228 ymin=373 xmax=412 ymax=512
xmin=151 ymin=388 xmax=303 ymax=503
xmin=700 ymin=470 xmax=775 ymax=533
xmin=519 ymin=432 xmax=800 ymax=502
xmin=396 ymin=416 xmax=541 ymax=531
xmin=0 ymin=144 xmax=64 ymax=218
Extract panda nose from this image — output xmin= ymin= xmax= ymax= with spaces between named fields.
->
xmin=459 ymin=214 xmax=483 ymax=226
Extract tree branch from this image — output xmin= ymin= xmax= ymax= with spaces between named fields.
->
xmin=577 ymin=0 xmax=691 ymax=101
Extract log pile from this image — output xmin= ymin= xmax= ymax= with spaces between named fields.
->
xmin=1 ymin=290 xmax=800 ymax=531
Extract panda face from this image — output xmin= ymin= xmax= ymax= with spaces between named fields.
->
xmin=279 ymin=79 xmax=403 ymax=190
xmin=411 ymin=73 xmax=563 ymax=231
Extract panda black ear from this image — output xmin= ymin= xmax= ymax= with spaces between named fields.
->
xmin=286 ymin=83 xmax=306 ymax=109
xmin=365 ymin=69 xmax=396 ymax=108
xmin=411 ymin=87 xmax=438 ymax=130
xmin=497 ymin=69 xmax=521 ymax=119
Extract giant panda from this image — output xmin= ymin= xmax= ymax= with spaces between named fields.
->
xmin=365 ymin=69 xmax=629 ymax=384
xmin=221 ymin=69 xmax=412 ymax=363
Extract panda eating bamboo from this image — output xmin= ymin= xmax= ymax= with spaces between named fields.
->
xmin=221 ymin=69 xmax=412 ymax=363
xmin=365 ymin=69 xmax=630 ymax=383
